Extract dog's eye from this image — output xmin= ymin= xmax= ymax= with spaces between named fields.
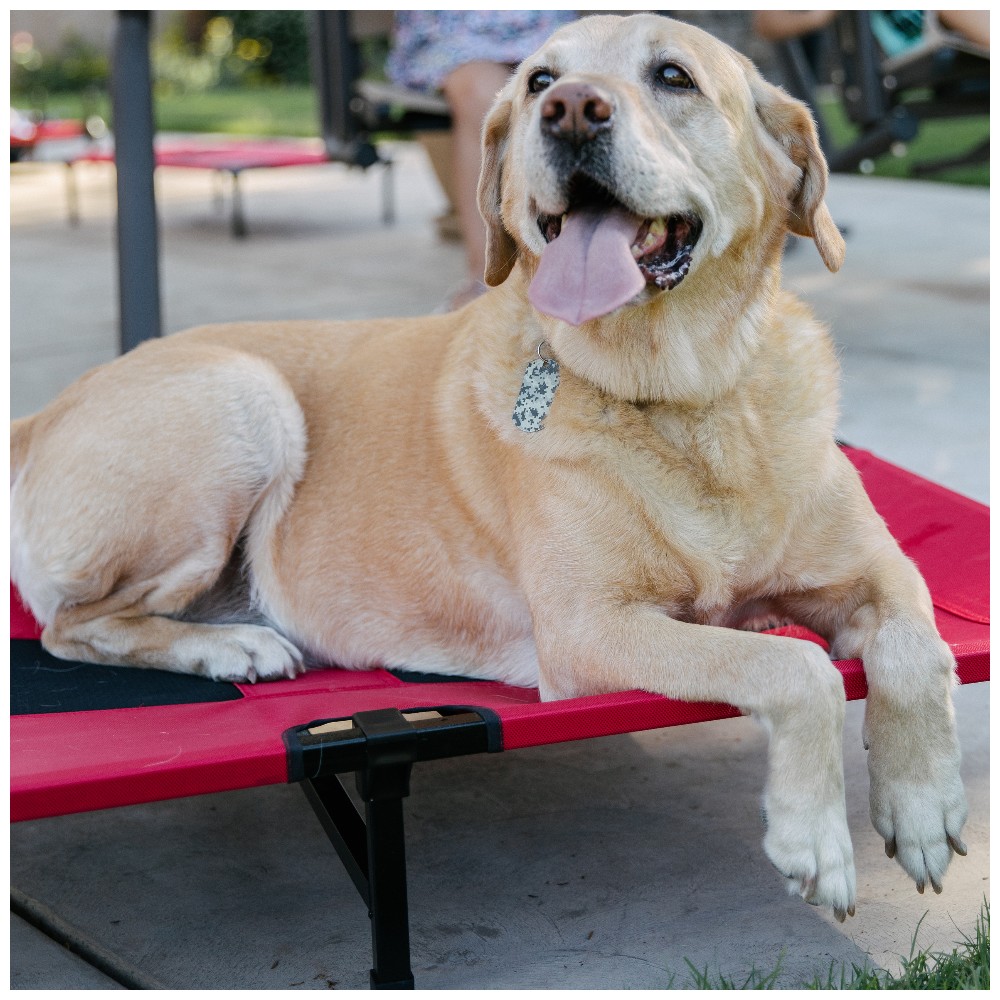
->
xmin=527 ymin=69 xmax=556 ymax=95
xmin=655 ymin=63 xmax=696 ymax=91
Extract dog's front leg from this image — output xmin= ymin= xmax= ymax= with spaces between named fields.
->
xmin=826 ymin=550 xmax=967 ymax=895
xmin=533 ymin=604 xmax=856 ymax=918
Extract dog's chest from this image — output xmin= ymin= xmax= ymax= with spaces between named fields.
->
xmin=603 ymin=413 xmax=798 ymax=608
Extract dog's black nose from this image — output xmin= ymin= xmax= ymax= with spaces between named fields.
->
xmin=540 ymin=81 xmax=614 ymax=146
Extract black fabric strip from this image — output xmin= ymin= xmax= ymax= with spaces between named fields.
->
xmin=388 ymin=667 xmax=487 ymax=684
xmin=10 ymin=639 xmax=243 ymax=716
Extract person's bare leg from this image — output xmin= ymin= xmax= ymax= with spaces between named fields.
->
xmin=937 ymin=10 xmax=989 ymax=49
xmin=442 ymin=61 xmax=514 ymax=300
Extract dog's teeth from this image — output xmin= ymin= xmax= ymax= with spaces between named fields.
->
xmin=632 ymin=217 xmax=668 ymax=258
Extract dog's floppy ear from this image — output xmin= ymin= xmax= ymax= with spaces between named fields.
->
xmin=749 ymin=75 xmax=845 ymax=272
xmin=477 ymin=93 xmax=518 ymax=286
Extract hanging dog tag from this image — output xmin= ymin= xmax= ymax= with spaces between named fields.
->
xmin=512 ymin=345 xmax=560 ymax=433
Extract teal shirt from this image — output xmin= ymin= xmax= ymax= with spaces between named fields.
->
xmin=870 ymin=10 xmax=925 ymax=57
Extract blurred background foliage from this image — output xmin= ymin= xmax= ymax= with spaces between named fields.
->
xmin=11 ymin=11 xmax=312 ymax=99
xmin=11 ymin=30 xmax=109 ymax=95
xmin=152 ymin=11 xmax=310 ymax=94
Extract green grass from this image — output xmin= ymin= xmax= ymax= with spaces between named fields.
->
xmin=11 ymin=85 xmax=319 ymax=139
xmin=819 ymin=94 xmax=988 ymax=186
xmin=152 ymin=84 xmax=318 ymax=137
xmin=679 ymin=902 xmax=989 ymax=989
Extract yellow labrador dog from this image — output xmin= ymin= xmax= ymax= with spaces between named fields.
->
xmin=11 ymin=15 xmax=966 ymax=918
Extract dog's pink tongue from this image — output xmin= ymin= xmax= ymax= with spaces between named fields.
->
xmin=529 ymin=206 xmax=645 ymax=326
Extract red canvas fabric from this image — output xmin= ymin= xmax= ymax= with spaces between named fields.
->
xmin=10 ymin=448 xmax=988 ymax=821
xmin=11 ymin=582 xmax=41 ymax=640
xmin=77 ymin=138 xmax=329 ymax=173
xmin=845 ymin=447 xmax=989 ymax=624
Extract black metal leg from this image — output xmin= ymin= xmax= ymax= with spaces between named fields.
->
xmin=230 ymin=170 xmax=247 ymax=238
xmin=301 ymin=708 xmax=419 ymax=990
xmin=364 ymin=793 xmax=413 ymax=989
xmin=64 ymin=161 xmax=80 ymax=226
xmin=289 ymin=707 xmax=497 ymax=989
xmin=381 ymin=160 xmax=395 ymax=226
xmin=301 ymin=775 xmax=369 ymax=899
xmin=302 ymin=774 xmax=415 ymax=990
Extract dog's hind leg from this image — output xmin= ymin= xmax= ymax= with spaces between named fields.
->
xmin=39 ymin=560 xmax=306 ymax=682
xmin=10 ymin=342 xmax=307 ymax=682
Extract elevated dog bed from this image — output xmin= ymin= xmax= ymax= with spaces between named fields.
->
xmin=10 ymin=446 xmax=988 ymax=988
xmin=68 ymin=137 xmax=363 ymax=236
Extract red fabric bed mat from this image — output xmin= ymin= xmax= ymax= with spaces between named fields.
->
xmin=10 ymin=447 xmax=988 ymax=822
xmin=75 ymin=137 xmax=330 ymax=173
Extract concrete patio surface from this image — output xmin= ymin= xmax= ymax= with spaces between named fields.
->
xmin=9 ymin=142 xmax=989 ymax=990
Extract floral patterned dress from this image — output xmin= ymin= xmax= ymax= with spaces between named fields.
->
xmin=387 ymin=10 xmax=577 ymax=93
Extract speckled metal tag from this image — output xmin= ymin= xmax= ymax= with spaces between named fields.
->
xmin=512 ymin=354 xmax=560 ymax=433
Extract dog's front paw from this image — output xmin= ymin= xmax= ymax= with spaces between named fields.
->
xmin=762 ymin=795 xmax=857 ymax=921
xmin=867 ymin=712 xmax=967 ymax=894
xmin=868 ymin=744 xmax=969 ymax=892
xmin=870 ymin=780 xmax=967 ymax=895
xmin=860 ymin=622 xmax=968 ymax=893
xmin=180 ymin=624 xmax=305 ymax=683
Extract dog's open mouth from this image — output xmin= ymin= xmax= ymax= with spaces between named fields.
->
xmin=538 ymin=211 xmax=702 ymax=290
xmin=530 ymin=176 xmax=702 ymax=326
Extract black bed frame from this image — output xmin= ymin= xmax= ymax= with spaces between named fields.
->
xmin=285 ymin=706 xmax=501 ymax=989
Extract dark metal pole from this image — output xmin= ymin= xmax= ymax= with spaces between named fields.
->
xmin=112 ymin=10 xmax=162 ymax=352
xmin=310 ymin=11 xmax=359 ymax=157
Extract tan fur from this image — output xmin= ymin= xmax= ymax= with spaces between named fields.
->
xmin=10 ymin=15 xmax=965 ymax=914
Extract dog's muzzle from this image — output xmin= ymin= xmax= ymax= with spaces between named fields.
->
xmin=529 ymin=154 xmax=700 ymax=325
xmin=527 ymin=78 xmax=702 ymax=326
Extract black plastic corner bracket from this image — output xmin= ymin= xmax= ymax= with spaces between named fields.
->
xmin=284 ymin=705 xmax=501 ymax=989
xmin=284 ymin=704 xmax=501 ymax=785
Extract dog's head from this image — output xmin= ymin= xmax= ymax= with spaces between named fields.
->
xmin=478 ymin=14 xmax=844 ymax=328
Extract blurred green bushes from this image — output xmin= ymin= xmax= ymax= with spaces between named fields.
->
xmin=10 ymin=11 xmax=312 ymax=103
xmin=152 ymin=11 xmax=310 ymax=95
xmin=11 ymin=31 xmax=108 ymax=96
